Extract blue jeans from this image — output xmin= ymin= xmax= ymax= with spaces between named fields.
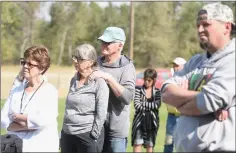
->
xmin=102 ymin=137 xmax=127 ymax=153
xmin=163 ymin=113 xmax=179 ymax=153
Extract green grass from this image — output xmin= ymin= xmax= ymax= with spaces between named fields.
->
xmin=1 ymin=99 xmax=168 ymax=152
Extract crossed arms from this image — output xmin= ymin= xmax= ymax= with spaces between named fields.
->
xmin=162 ymin=83 xmax=229 ymax=120
xmin=161 ymin=82 xmax=202 ymax=116
xmin=7 ymin=113 xmax=34 ymax=132
xmin=161 ymin=60 xmax=235 ymax=120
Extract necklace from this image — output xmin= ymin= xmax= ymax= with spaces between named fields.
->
xmin=20 ymin=80 xmax=44 ymax=114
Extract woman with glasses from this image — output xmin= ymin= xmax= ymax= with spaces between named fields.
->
xmin=131 ymin=68 xmax=162 ymax=153
xmin=1 ymin=46 xmax=59 ymax=152
xmin=60 ymin=44 xmax=109 ymax=153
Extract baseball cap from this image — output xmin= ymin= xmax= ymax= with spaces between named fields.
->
xmin=98 ymin=27 xmax=126 ymax=43
xmin=197 ymin=3 xmax=236 ymax=33
xmin=172 ymin=57 xmax=186 ymax=65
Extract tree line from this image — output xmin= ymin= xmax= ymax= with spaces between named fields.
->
xmin=1 ymin=1 xmax=235 ymax=68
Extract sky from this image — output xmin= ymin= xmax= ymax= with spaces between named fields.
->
xmin=37 ymin=2 xmax=130 ymax=22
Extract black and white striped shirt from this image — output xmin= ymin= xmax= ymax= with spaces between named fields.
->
xmin=133 ymin=86 xmax=161 ymax=112
xmin=132 ymin=86 xmax=161 ymax=146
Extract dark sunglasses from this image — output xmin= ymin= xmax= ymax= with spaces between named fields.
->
xmin=20 ymin=58 xmax=39 ymax=68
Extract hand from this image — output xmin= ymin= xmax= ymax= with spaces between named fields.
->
xmin=90 ymin=70 xmax=112 ymax=82
xmin=215 ymin=109 xmax=229 ymax=121
xmin=178 ymin=80 xmax=189 ymax=90
xmin=9 ymin=113 xmax=26 ymax=122
xmin=9 ymin=112 xmax=18 ymax=121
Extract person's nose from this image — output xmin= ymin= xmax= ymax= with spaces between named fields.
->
xmin=23 ymin=62 xmax=30 ymax=69
xmin=198 ymin=24 xmax=204 ymax=33
xmin=23 ymin=63 xmax=28 ymax=68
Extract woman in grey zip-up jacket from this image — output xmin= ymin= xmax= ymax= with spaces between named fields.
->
xmin=60 ymin=44 xmax=109 ymax=153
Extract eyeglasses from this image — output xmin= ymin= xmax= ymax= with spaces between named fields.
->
xmin=72 ymin=55 xmax=86 ymax=64
xmin=20 ymin=58 xmax=39 ymax=69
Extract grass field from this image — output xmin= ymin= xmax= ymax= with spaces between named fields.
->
xmin=1 ymin=98 xmax=168 ymax=152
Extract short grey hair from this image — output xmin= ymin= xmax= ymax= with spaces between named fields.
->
xmin=73 ymin=44 xmax=98 ymax=67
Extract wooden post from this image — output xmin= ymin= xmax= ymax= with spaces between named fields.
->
xmin=129 ymin=1 xmax=134 ymax=60
xmin=0 ymin=2 xmax=2 ymax=64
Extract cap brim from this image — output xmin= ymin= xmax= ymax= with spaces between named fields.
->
xmin=172 ymin=62 xmax=179 ymax=65
xmin=97 ymin=35 xmax=114 ymax=42
xmin=172 ymin=59 xmax=179 ymax=65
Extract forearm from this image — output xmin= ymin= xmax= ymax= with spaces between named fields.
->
xmin=161 ymin=84 xmax=198 ymax=107
xmin=9 ymin=113 xmax=29 ymax=129
xmin=91 ymin=115 xmax=106 ymax=140
xmin=13 ymin=113 xmax=28 ymax=124
xmin=150 ymin=101 xmax=161 ymax=111
xmin=91 ymin=104 xmax=108 ymax=139
xmin=134 ymin=100 xmax=145 ymax=112
xmin=107 ymin=76 xmax=124 ymax=97
xmin=7 ymin=122 xmax=29 ymax=132
xmin=177 ymin=98 xmax=202 ymax=116
xmin=92 ymin=70 xmax=134 ymax=104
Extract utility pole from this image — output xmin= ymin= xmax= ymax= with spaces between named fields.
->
xmin=0 ymin=2 xmax=2 ymax=62
xmin=129 ymin=1 xmax=134 ymax=60
xmin=0 ymin=2 xmax=2 ymax=87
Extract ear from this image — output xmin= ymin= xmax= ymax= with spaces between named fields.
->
xmin=88 ymin=61 xmax=94 ymax=67
xmin=225 ymin=22 xmax=232 ymax=35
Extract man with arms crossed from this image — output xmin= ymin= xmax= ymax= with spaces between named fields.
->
xmin=161 ymin=3 xmax=235 ymax=152
xmin=91 ymin=27 xmax=136 ymax=152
